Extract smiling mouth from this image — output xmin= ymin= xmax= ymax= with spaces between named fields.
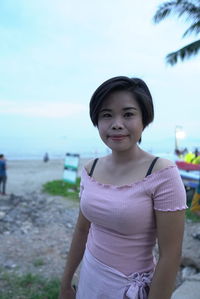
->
xmin=109 ymin=135 xmax=128 ymax=141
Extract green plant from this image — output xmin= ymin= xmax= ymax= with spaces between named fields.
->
xmin=184 ymin=188 xmax=200 ymax=222
xmin=42 ymin=177 xmax=81 ymax=200
xmin=33 ymin=259 xmax=45 ymax=267
xmin=0 ymin=272 xmax=60 ymax=299
xmin=185 ymin=203 xmax=200 ymax=222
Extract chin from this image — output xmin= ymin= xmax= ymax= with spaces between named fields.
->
xmin=108 ymin=144 xmax=131 ymax=152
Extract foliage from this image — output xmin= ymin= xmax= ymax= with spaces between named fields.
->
xmin=0 ymin=272 xmax=60 ymax=299
xmin=42 ymin=178 xmax=81 ymax=200
xmin=33 ymin=259 xmax=45 ymax=267
xmin=185 ymin=187 xmax=200 ymax=222
xmin=153 ymin=0 xmax=200 ymax=65
xmin=186 ymin=206 xmax=200 ymax=222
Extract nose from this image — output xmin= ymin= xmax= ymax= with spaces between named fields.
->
xmin=111 ymin=117 xmax=124 ymax=130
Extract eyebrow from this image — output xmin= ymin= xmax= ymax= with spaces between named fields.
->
xmin=100 ymin=107 xmax=137 ymax=112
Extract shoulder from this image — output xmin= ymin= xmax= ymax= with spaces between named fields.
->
xmin=152 ymin=157 xmax=175 ymax=173
xmin=84 ymin=156 xmax=107 ymax=174
xmin=85 ymin=159 xmax=96 ymax=174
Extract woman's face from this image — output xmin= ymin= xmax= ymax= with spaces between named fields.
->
xmin=97 ymin=90 xmax=143 ymax=153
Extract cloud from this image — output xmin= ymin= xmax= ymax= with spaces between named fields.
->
xmin=0 ymin=100 xmax=87 ymax=118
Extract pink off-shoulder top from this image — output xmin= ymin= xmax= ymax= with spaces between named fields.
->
xmin=80 ymin=165 xmax=187 ymax=275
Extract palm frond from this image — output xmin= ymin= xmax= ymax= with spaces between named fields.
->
xmin=183 ymin=20 xmax=200 ymax=36
xmin=166 ymin=39 xmax=200 ymax=65
xmin=153 ymin=1 xmax=175 ymax=23
xmin=153 ymin=0 xmax=200 ymax=24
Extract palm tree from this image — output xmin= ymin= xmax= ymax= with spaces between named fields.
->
xmin=153 ymin=0 xmax=200 ymax=65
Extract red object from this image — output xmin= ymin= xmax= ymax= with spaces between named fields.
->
xmin=176 ymin=161 xmax=200 ymax=171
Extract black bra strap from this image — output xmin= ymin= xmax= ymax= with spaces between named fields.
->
xmin=145 ymin=157 xmax=159 ymax=177
xmin=89 ymin=158 xmax=99 ymax=177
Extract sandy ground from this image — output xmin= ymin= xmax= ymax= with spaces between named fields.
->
xmin=5 ymin=158 xmax=90 ymax=196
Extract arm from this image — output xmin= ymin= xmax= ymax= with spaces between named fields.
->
xmin=59 ymin=209 xmax=90 ymax=299
xmin=148 ymin=210 xmax=185 ymax=299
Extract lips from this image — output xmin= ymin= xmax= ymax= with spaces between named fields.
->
xmin=109 ymin=135 xmax=128 ymax=141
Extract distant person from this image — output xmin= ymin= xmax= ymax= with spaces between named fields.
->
xmin=0 ymin=154 xmax=7 ymax=195
xmin=59 ymin=76 xmax=187 ymax=299
xmin=175 ymin=147 xmax=188 ymax=159
xmin=192 ymin=148 xmax=200 ymax=164
xmin=175 ymin=148 xmax=181 ymax=156
xmin=43 ymin=152 xmax=49 ymax=163
xmin=194 ymin=148 xmax=199 ymax=157
xmin=184 ymin=148 xmax=200 ymax=164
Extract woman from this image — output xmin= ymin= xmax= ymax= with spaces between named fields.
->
xmin=59 ymin=76 xmax=187 ymax=299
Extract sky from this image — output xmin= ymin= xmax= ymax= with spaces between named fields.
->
xmin=0 ymin=0 xmax=199 ymax=158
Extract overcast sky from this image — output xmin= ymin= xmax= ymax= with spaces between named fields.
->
xmin=0 ymin=0 xmax=199 ymax=156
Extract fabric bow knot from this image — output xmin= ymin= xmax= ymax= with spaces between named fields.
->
xmin=125 ymin=272 xmax=153 ymax=299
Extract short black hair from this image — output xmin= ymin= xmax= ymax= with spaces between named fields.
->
xmin=90 ymin=76 xmax=154 ymax=129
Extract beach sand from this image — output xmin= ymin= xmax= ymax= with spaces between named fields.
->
xmin=5 ymin=158 xmax=90 ymax=196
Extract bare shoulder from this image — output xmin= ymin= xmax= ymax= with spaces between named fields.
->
xmin=153 ymin=157 xmax=175 ymax=173
xmin=84 ymin=159 xmax=96 ymax=174
xmin=84 ymin=156 xmax=107 ymax=174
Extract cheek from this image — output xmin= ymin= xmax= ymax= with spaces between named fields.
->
xmin=97 ymin=122 xmax=108 ymax=138
xmin=128 ymin=120 xmax=143 ymax=135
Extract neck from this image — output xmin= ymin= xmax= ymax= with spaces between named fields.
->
xmin=110 ymin=145 xmax=143 ymax=164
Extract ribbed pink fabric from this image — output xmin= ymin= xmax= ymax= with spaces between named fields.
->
xmin=80 ymin=165 xmax=187 ymax=275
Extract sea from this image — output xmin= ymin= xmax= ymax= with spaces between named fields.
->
xmin=1 ymin=135 xmax=198 ymax=161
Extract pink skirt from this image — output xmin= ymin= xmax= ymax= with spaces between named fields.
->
xmin=76 ymin=248 xmax=154 ymax=299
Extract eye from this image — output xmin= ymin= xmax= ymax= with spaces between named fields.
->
xmin=124 ymin=112 xmax=134 ymax=118
xmin=102 ymin=113 xmax=112 ymax=118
